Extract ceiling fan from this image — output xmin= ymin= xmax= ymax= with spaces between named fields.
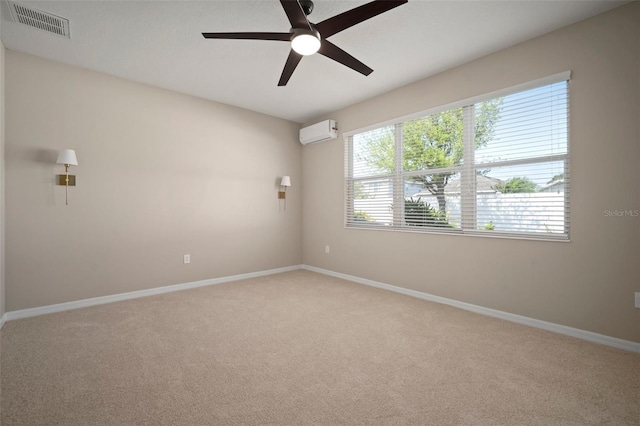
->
xmin=202 ymin=0 xmax=408 ymax=86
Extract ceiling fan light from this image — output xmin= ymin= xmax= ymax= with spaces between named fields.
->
xmin=291 ymin=32 xmax=321 ymax=56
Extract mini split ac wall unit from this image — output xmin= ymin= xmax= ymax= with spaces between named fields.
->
xmin=299 ymin=120 xmax=338 ymax=145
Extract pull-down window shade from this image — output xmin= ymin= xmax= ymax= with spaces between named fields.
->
xmin=345 ymin=73 xmax=570 ymax=240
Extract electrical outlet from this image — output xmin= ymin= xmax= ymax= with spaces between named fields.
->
xmin=183 ymin=254 xmax=191 ymax=264
xmin=325 ymin=245 xmax=330 ymax=254
xmin=635 ymin=292 xmax=640 ymax=309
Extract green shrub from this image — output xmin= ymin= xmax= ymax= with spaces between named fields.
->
xmin=493 ymin=177 xmax=538 ymax=193
xmin=404 ymin=198 xmax=453 ymax=228
xmin=353 ymin=210 xmax=374 ymax=222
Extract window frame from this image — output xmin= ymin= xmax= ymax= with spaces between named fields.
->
xmin=344 ymin=71 xmax=571 ymax=242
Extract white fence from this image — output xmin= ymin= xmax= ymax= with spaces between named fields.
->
xmin=354 ymin=192 xmax=566 ymax=233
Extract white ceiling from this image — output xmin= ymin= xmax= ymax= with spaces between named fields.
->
xmin=0 ymin=0 xmax=627 ymax=123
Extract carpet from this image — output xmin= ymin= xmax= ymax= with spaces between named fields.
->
xmin=1 ymin=270 xmax=639 ymax=425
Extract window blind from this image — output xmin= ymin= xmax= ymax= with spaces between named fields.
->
xmin=345 ymin=75 xmax=570 ymax=241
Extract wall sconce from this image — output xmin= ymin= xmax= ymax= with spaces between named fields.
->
xmin=278 ymin=176 xmax=291 ymax=211
xmin=56 ymin=149 xmax=78 ymax=205
xmin=278 ymin=176 xmax=291 ymax=199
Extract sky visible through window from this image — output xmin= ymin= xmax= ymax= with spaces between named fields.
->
xmin=475 ymin=81 xmax=568 ymax=187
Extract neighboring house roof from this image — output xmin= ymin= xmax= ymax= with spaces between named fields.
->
xmin=445 ymin=175 xmax=503 ymax=194
xmin=539 ymin=180 xmax=565 ymax=193
xmin=411 ymin=175 xmax=503 ymax=197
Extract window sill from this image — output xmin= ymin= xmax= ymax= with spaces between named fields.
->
xmin=345 ymin=223 xmax=570 ymax=243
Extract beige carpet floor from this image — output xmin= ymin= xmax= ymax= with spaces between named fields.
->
xmin=1 ymin=270 xmax=639 ymax=425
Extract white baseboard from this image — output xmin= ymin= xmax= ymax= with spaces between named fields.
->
xmin=4 ymin=265 xmax=302 ymax=322
xmin=4 ymin=263 xmax=638 ymax=353
xmin=301 ymin=265 xmax=640 ymax=354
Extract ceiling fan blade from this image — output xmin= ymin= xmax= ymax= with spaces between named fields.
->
xmin=318 ymin=40 xmax=373 ymax=76
xmin=278 ymin=50 xmax=303 ymax=86
xmin=280 ymin=0 xmax=309 ymax=29
xmin=315 ymin=0 xmax=408 ymax=39
xmin=202 ymin=32 xmax=291 ymax=41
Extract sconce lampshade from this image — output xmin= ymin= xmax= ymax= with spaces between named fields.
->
xmin=280 ymin=176 xmax=291 ymax=187
xmin=56 ymin=149 xmax=78 ymax=166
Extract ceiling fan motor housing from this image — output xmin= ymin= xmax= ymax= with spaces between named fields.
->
xmin=291 ymin=27 xmax=320 ymax=41
xmin=300 ymin=0 xmax=314 ymax=16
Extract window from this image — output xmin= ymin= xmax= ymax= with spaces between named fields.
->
xmin=345 ymin=72 xmax=570 ymax=240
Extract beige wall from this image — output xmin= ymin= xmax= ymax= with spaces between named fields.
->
xmin=302 ymin=3 xmax=640 ymax=343
xmin=5 ymin=51 xmax=302 ymax=311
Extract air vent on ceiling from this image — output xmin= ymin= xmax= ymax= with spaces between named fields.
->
xmin=6 ymin=1 xmax=70 ymax=38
